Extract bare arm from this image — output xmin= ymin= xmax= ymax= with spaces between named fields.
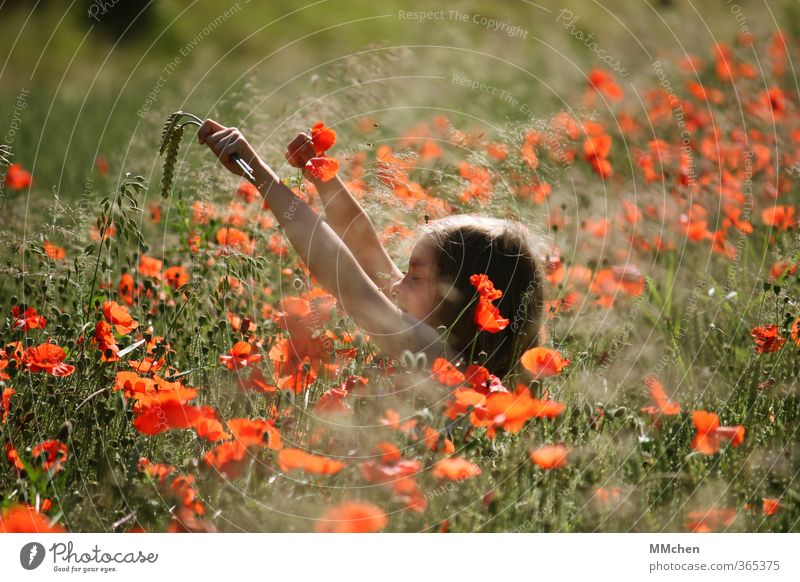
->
xmin=285 ymin=133 xmax=404 ymax=296
xmin=198 ymin=119 xmax=446 ymax=364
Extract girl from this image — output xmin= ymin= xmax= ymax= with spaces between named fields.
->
xmin=198 ymin=120 xmax=544 ymax=381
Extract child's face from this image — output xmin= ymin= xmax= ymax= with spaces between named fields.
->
xmin=391 ymin=235 xmax=439 ymax=324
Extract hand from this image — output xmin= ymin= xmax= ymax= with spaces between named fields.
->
xmin=197 ymin=118 xmax=264 ymax=179
xmin=284 ymin=132 xmax=317 ymax=180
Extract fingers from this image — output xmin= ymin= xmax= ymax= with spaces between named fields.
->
xmin=206 ymin=127 xmax=237 ymax=149
xmin=219 ymin=136 xmax=246 ymax=165
xmin=287 ymin=132 xmax=311 ymax=153
xmin=197 ymin=118 xmax=226 ymax=144
xmin=200 ymin=125 xmax=248 ymax=176
xmin=285 ymin=133 xmax=315 ymax=168
xmin=205 ymin=128 xmax=240 ymax=161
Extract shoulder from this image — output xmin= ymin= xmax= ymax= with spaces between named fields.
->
xmin=368 ymin=314 xmax=457 ymax=371
xmin=417 ymin=334 xmax=465 ymax=374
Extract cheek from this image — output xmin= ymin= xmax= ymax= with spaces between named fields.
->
xmin=407 ymin=285 xmax=432 ymax=314
xmin=424 ymin=282 xmax=439 ymax=313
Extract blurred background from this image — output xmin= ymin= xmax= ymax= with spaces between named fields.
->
xmin=1 ymin=0 xmax=797 ymax=210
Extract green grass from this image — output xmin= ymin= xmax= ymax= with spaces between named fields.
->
xmin=1 ymin=2 xmax=799 ymax=533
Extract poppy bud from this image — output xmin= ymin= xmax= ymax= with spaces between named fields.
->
xmin=606 ymin=406 xmax=627 ymax=419
xmin=57 ymin=421 xmax=73 ymax=441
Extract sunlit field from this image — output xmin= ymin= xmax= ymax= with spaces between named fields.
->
xmin=1 ymin=1 xmax=799 ymax=533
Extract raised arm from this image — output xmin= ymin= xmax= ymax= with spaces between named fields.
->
xmin=285 ymin=133 xmax=404 ymax=297
xmin=198 ymin=119 xmax=449 ymax=365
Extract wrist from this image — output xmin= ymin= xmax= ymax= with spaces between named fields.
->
xmin=253 ymin=161 xmax=279 ymax=191
xmin=307 ymin=170 xmax=341 ymax=191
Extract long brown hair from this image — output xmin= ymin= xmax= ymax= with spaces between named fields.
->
xmin=422 ymin=214 xmax=545 ymax=380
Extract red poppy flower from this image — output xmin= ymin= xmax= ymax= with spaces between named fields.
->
xmin=762 ymin=498 xmax=780 ymax=516
xmin=114 ymin=371 xmax=154 ymax=398
xmin=691 ymin=410 xmax=745 ymax=455
xmin=593 ymin=486 xmax=623 ymax=505
xmin=464 ymin=364 xmax=507 ymax=394
xmin=127 ymin=376 xmax=198 ymax=413
xmin=311 ymin=121 xmax=337 ymax=156
xmin=761 ymin=205 xmax=796 ymax=230
xmin=468 ymin=274 xmax=509 ymax=332
xmin=685 ymin=507 xmax=736 ymax=532
xmin=164 ymin=266 xmax=190 ymax=290
xmin=133 ymin=402 xmax=217 ymax=436
xmin=32 ymin=439 xmax=68 ymax=473
xmin=431 ymin=357 xmax=466 ymax=386
xmin=474 ymin=297 xmax=509 ymax=333
xmin=219 ymin=341 xmax=263 ymax=370
xmin=361 ymin=454 xmax=421 ymax=486
xmin=750 ymin=324 xmax=785 ymax=354
xmin=94 ymin=154 xmax=109 ymax=175
xmin=137 ymin=255 xmax=163 ymax=280
xmin=43 ymin=241 xmax=66 ymax=261
xmin=315 ymin=502 xmax=387 ymax=533
xmin=138 ymin=458 xmax=170 ymax=482
xmin=305 ymin=156 xmax=339 ymax=182
xmin=464 ymin=364 xmax=490 ymax=388
xmin=118 ymin=273 xmax=139 ymax=306
xmin=227 ymin=418 xmax=282 ymax=450
xmin=203 ymin=441 xmax=249 ymax=479
xmin=458 ymin=162 xmax=493 ymax=203
xmin=476 ymin=384 xmax=565 ymax=438
xmin=314 ymin=385 xmax=351 ymax=415
xmin=23 ymin=343 xmax=75 ymax=377
xmin=520 ymin=347 xmax=569 ymax=379
xmin=432 ymin=457 xmax=481 ymax=480
xmin=444 ymin=388 xmax=487 ymax=423
xmin=640 ymin=376 xmax=681 ymax=417
xmin=194 ymin=417 xmax=232 ymax=442
xmin=0 ymin=504 xmax=65 ymax=533
xmin=469 ymin=273 xmax=502 ymax=301
xmin=6 ymin=441 xmax=24 ymax=471
xmin=277 ymin=448 xmax=345 ymax=475
xmin=3 ymin=164 xmax=32 ymax=190
xmin=236 ymin=180 xmax=260 ymax=203
xmin=360 ymin=445 xmax=426 ymax=512
xmin=587 ymin=68 xmax=623 ymax=100
xmin=529 ymin=444 xmax=569 ymax=469
xmin=92 ymin=320 xmax=119 ymax=362
xmin=790 ymin=318 xmax=800 ymax=347
xmin=215 ymin=227 xmax=255 ymax=255
xmin=192 ymin=200 xmax=217 ymax=224
xmin=769 ymin=260 xmax=797 ymax=281
xmin=583 ymin=133 xmax=612 ymax=159
xmin=10 ymin=305 xmax=47 ymax=331
xmin=1 ymin=388 xmax=14 ymax=424
xmin=103 ymin=301 xmax=139 ymax=335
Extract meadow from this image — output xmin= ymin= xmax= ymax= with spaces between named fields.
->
xmin=1 ymin=2 xmax=799 ymax=533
